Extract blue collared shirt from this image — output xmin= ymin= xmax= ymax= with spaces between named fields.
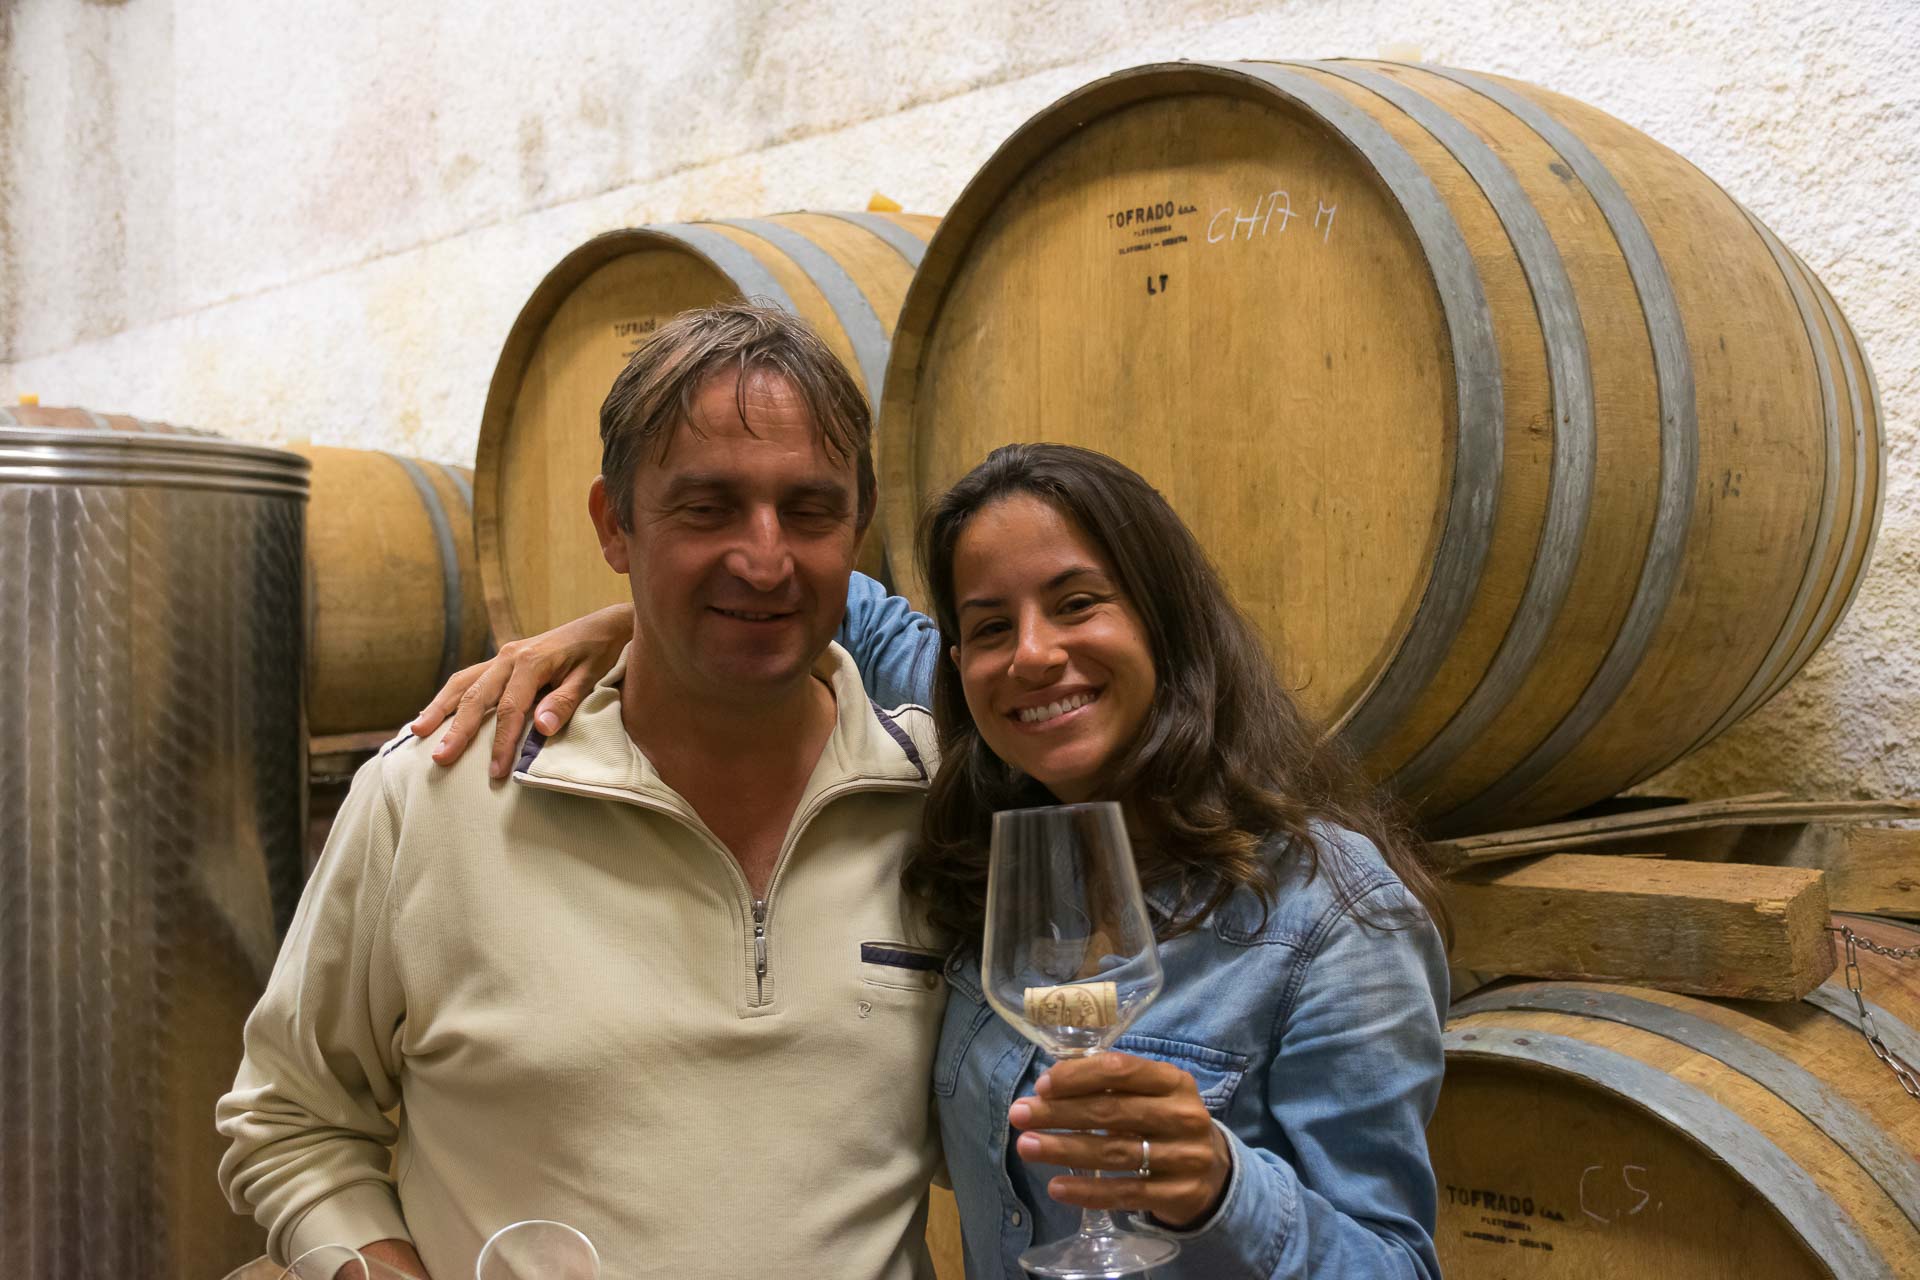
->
xmin=836 ymin=575 xmax=1448 ymax=1279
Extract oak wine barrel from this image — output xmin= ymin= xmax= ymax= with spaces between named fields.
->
xmin=878 ymin=61 xmax=1883 ymax=833
xmin=293 ymin=445 xmax=490 ymax=735
xmin=476 ymin=210 xmax=938 ymax=641
xmin=1433 ymin=915 xmax=1920 ymax=1278
xmin=0 ymin=402 xmax=218 ymax=436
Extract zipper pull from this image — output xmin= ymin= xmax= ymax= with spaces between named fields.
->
xmin=752 ymin=898 xmax=768 ymax=980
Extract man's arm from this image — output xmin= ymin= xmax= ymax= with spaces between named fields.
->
xmin=217 ymin=751 xmax=417 ymax=1268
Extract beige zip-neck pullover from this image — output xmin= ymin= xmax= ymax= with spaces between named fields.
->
xmin=217 ymin=645 xmax=946 ymax=1280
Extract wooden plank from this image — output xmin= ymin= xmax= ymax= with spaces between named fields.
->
xmin=1553 ymin=824 xmax=1920 ymax=921
xmin=1836 ymin=829 xmax=1920 ymax=919
xmin=1431 ymin=796 xmax=1920 ymax=866
xmin=927 ymin=1187 xmax=965 ymax=1280
xmin=1444 ymin=854 xmax=1834 ymax=999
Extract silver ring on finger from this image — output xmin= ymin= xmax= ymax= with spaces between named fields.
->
xmin=1136 ymin=1137 xmax=1152 ymax=1179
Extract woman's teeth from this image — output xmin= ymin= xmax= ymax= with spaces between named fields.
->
xmin=1017 ymin=692 xmax=1098 ymax=725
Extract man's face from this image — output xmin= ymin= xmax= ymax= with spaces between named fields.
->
xmin=591 ymin=368 xmax=865 ymax=707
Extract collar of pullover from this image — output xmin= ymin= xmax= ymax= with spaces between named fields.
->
xmin=511 ymin=640 xmax=930 ymax=810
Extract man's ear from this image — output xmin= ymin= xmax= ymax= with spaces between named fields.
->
xmin=588 ymin=476 xmax=632 ymax=574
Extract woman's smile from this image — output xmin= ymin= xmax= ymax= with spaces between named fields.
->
xmin=1009 ymin=688 xmax=1101 ymax=727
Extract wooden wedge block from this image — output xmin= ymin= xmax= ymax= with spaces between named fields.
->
xmin=1444 ymin=854 xmax=1833 ymax=1000
xmin=1833 ymin=828 xmax=1920 ymax=917
xmin=1491 ymin=824 xmax=1920 ymax=920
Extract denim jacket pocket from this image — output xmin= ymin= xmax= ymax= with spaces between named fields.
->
xmin=1109 ymin=1032 xmax=1251 ymax=1116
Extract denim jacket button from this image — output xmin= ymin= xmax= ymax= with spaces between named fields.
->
xmin=1010 ymin=1210 xmax=1023 ymax=1227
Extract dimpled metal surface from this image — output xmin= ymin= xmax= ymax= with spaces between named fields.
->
xmin=0 ymin=427 xmax=307 ymax=1279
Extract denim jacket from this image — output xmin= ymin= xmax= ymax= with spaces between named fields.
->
xmin=834 ymin=577 xmax=1449 ymax=1278
xmin=936 ymin=827 xmax=1448 ymax=1279
xmin=836 ymin=572 xmax=939 ymax=712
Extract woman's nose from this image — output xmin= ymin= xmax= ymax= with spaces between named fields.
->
xmin=1009 ymin=615 xmax=1067 ymax=680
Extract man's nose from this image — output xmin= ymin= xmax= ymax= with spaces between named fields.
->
xmin=724 ymin=506 xmax=795 ymax=591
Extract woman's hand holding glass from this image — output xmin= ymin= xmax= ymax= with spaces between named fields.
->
xmin=1010 ymin=1051 xmax=1232 ymax=1229
xmin=981 ymin=802 xmax=1180 ymax=1276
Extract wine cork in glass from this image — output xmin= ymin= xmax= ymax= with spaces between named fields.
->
xmin=1024 ymin=980 xmax=1119 ymax=1028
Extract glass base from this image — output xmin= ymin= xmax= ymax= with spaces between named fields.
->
xmin=1018 ymin=1229 xmax=1181 ymax=1278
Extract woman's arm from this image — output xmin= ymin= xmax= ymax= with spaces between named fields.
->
xmin=1169 ymin=882 xmax=1449 ymax=1279
xmin=410 ymin=603 xmax=633 ymax=778
xmin=409 ymin=573 xmax=940 ymax=775
xmin=834 ymin=570 xmax=940 ymax=710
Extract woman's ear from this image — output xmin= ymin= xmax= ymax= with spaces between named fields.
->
xmin=948 ymin=644 xmax=961 ymax=669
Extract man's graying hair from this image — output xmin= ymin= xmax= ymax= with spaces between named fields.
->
xmin=598 ymin=302 xmax=876 ymax=530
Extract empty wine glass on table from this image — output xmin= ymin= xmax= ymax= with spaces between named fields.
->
xmin=981 ymin=802 xmax=1179 ymax=1279
xmin=474 ymin=1219 xmax=601 ymax=1280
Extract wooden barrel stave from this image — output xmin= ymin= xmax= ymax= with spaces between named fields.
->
xmin=477 ymin=211 xmax=938 ymax=642
xmin=1367 ymin=61 xmax=1672 ymax=817
xmin=1739 ymin=253 xmax=1882 ymax=720
xmin=878 ymin=60 xmax=1880 ymax=832
xmin=1445 ymin=73 xmax=1827 ymax=830
xmin=1304 ymin=61 xmax=1621 ymax=800
xmin=1435 ymin=917 xmax=1920 ymax=1277
xmin=296 ymin=445 xmax=490 ymax=736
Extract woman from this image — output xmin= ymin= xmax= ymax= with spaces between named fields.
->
xmin=420 ymin=444 xmax=1449 ymax=1278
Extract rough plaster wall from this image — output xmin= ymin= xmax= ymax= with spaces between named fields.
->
xmin=2 ymin=0 xmax=1916 ymax=807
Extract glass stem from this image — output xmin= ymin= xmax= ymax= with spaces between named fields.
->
xmin=1077 ymin=1207 xmax=1119 ymax=1238
xmin=1057 ymin=1046 xmax=1120 ymax=1239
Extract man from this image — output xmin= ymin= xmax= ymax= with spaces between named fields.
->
xmin=218 ymin=305 xmax=946 ymax=1280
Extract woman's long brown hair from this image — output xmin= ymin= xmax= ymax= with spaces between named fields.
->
xmin=901 ymin=443 xmax=1451 ymax=950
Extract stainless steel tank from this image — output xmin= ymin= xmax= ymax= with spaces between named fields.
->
xmin=0 ymin=423 xmax=309 ymax=1279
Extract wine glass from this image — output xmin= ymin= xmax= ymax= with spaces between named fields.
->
xmin=981 ymin=802 xmax=1179 ymax=1278
xmin=277 ymin=1244 xmax=416 ymax=1280
xmin=474 ymin=1219 xmax=601 ymax=1280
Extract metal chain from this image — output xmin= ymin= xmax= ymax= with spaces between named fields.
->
xmin=1826 ymin=924 xmax=1920 ymax=1099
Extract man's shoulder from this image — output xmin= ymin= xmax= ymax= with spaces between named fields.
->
xmin=867 ymin=699 xmax=942 ymax=776
xmin=353 ymin=723 xmax=507 ymax=808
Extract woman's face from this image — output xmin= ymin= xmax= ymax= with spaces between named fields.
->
xmin=948 ymin=494 xmax=1158 ymax=802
